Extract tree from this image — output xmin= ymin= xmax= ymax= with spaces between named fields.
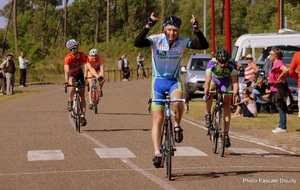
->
xmin=13 ymin=0 xmax=18 ymax=55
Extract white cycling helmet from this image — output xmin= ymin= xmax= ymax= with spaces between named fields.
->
xmin=89 ymin=48 xmax=99 ymax=56
xmin=66 ymin=39 xmax=78 ymax=49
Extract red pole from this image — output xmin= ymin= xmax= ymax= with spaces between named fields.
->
xmin=278 ymin=0 xmax=280 ymax=30
xmin=211 ymin=0 xmax=215 ymax=54
xmin=225 ymin=0 xmax=231 ymax=54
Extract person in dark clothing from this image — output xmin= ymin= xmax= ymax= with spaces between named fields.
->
xmin=0 ymin=53 xmax=16 ymax=95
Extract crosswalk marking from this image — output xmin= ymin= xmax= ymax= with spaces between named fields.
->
xmin=27 ymin=150 xmax=65 ymax=161
xmin=175 ymin=147 xmax=208 ymax=156
xmin=228 ymin=148 xmax=279 ymax=157
xmin=94 ymin=148 xmax=136 ymax=158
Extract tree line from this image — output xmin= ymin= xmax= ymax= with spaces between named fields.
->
xmin=0 ymin=0 xmax=300 ymax=80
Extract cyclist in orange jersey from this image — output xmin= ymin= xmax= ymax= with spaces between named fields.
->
xmin=85 ymin=48 xmax=105 ymax=110
xmin=64 ymin=39 xmax=88 ymax=126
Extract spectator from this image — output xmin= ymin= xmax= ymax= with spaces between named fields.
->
xmin=289 ymin=51 xmax=300 ymax=118
xmin=243 ymin=54 xmax=259 ymax=83
xmin=0 ymin=53 xmax=16 ymax=95
xmin=136 ymin=52 xmax=147 ymax=79
xmin=121 ymin=53 xmax=130 ymax=81
xmin=268 ymin=47 xmax=289 ymax=133
xmin=18 ymin=51 xmax=29 ymax=87
xmin=232 ymin=88 xmax=257 ymax=118
xmin=245 ymin=71 xmax=259 ymax=93
xmin=0 ymin=67 xmax=5 ymax=95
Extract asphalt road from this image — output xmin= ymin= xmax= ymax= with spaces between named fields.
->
xmin=0 ymin=79 xmax=299 ymax=190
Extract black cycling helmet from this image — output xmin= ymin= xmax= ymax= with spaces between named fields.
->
xmin=216 ymin=48 xmax=231 ymax=63
xmin=163 ymin=16 xmax=181 ymax=28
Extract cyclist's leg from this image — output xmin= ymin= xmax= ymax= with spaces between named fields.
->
xmin=151 ymin=78 xmax=166 ymax=167
xmin=151 ymin=78 xmax=166 ymax=154
xmin=169 ymin=78 xmax=184 ymax=143
xmin=169 ymin=78 xmax=184 ymax=128
xmin=152 ymin=110 xmax=164 ymax=153
xmin=88 ymin=79 xmax=93 ymax=104
xmin=67 ymin=75 xmax=76 ymax=111
xmin=205 ymin=78 xmax=217 ymax=128
xmin=221 ymin=80 xmax=233 ymax=148
xmin=86 ymin=71 xmax=94 ymax=106
xmin=77 ymin=71 xmax=86 ymax=117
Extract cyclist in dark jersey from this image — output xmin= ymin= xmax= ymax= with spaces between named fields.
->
xmin=204 ymin=48 xmax=238 ymax=148
xmin=134 ymin=13 xmax=209 ymax=168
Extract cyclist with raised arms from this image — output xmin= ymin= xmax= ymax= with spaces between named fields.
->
xmin=134 ymin=13 xmax=209 ymax=168
xmin=64 ymin=39 xmax=88 ymax=126
xmin=204 ymin=48 xmax=239 ymax=148
xmin=85 ymin=48 xmax=105 ymax=110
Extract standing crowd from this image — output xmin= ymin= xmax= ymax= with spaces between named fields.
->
xmin=0 ymin=51 xmax=29 ymax=95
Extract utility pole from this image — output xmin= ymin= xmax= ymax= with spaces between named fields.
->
xmin=225 ymin=0 xmax=231 ymax=53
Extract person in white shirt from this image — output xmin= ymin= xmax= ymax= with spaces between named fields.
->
xmin=18 ymin=51 xmax=29 ymax=87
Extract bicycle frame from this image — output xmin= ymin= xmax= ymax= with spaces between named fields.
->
xmin=148 ymin=92 xmax=188 ymax=180
xmin=65 ymin=82 xmax=86 ymax=132
xmin=209 ymin=90 xmax=234 ymax=157
xmin=91 ymin=78 xmax=100 ymax=114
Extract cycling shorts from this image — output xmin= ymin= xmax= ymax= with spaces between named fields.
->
xmin=69 ymin=69 xmax=85 ymax=85
xmin=87 ymin=67 xmax=100 ymax=78
xmin=151 ymin=77 xmax=183 ymax=110
xmin=211 ymin=76 xmax=233 ymax=93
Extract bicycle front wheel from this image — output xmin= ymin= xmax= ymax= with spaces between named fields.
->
xmin=73 ymin=97 xmax=81 ymax=133
xmin=92 ymin=90 xmax=99 ymax=114
xmin=218 ymin=107 xmax=226 ymax=157
xmin=211 ymin=110 xmax=218 ymax=154
xmin=166 ymin=120 xmax=172 ymax=180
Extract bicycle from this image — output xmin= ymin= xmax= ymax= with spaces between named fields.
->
xmin=64 ymin=82 xmax=88 ymax=132
xmin=148 ymin=92 xmax=189 ymax=180
xmin=87 ymin=76 xmax=103 ymax=114
xmin=207 ymin=89 xmax=234 ymax=157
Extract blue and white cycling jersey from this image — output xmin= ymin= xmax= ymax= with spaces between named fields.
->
xmin=147 ymin=33 xmax=191 ymax=79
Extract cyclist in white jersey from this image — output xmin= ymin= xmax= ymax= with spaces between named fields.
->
xmin=134 ymin=13 xmax=209 ymax=168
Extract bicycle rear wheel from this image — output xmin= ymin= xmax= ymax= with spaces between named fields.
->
xmin=166 ymin=120 xmax=172 ymax=180
xmin=211 ymin=110 xmax=218 ymax=154
xmin=218 ymin=107 xmax=226 ymax=156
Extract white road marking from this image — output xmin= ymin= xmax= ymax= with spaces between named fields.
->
xmin=175 ymin=146 xmax=208 ymax=156
xmin=228 ymin=148 xmax=280 ymax=157
xmin=94 ymin=148 xmax=136 ymax=158
xmin=80 ymin=133 xmax=177 ymax=190
xmin=27 ymin=150 xmax=64 ymax=161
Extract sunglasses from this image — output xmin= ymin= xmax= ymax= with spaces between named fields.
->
xmin=246 ymin=58 xmax=252 ymax=60
xmin=69 ymin=47 xmax=76 ymax=51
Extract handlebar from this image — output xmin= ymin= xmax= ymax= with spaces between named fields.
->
xmin=64 ymin=83 xmax=88 ymax=93
xmin=148 ymin=98 xmax=189 ymax=114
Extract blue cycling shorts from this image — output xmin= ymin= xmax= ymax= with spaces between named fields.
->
xmin=151 ymin=77 xmax=183 ymax=110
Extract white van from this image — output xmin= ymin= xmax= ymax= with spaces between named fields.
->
xmin=232 ymin=29 xmax=300 ymax=61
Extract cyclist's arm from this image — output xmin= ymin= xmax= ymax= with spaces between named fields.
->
xmin=64 ymin=65 xmax=70 ymax=83
xmin=134 ymin=28 xmax=151 ymax=47
xmin=204 ymin=71 xmax=212 ymax=94
xmin=99 ymin=64 xmax=104 ymax=77
xmin=231 ymin=73 xmax=239 ymax=94
xmin=188 ymin=31 xmax=209 ymax=50
xmin=86 ymin=62 xmax=100 ymax=78
xmin=84 ymin=65 xmax=88 ymax=79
